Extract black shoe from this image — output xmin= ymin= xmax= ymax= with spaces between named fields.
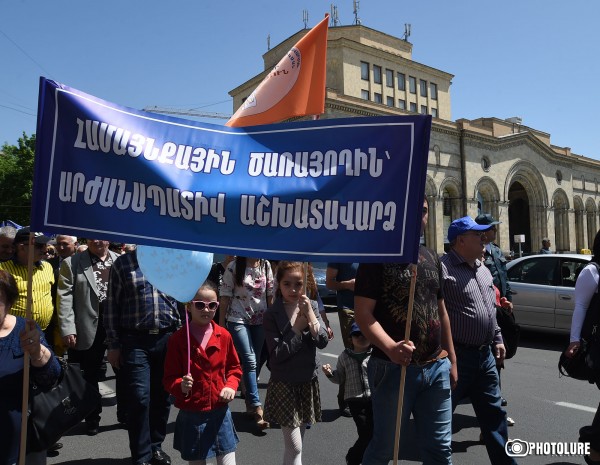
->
xmin=46 ymin=443 xmax=62 ymax=458
xmin=151 ymin=450 xmax=171 ymax=465
xmin=86 ymin=421 xmax=99 ymax=436
xmin=340 ymin=406 xmax=352 ymax=418
xmin=501 ymin=397 xmax=508 ymax=407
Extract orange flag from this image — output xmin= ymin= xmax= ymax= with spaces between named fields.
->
xmin=226 ymin=14 xmax=329 ymax=127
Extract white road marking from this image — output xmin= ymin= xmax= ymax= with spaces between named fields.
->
xmin=99 ymin=381 xmax=115 ymax=398
xmin=320 ymin=352 xmax=339 ymax=359
xmin=555 ymin=401 xmax=596 ymax=413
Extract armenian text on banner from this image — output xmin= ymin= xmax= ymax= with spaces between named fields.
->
xmin=32 ymin=78 xmax=431 ymax=263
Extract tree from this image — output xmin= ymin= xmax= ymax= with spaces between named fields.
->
xmin=0 ymin=133 xmax=36 ymax=225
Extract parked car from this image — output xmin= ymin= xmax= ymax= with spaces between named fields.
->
xmin=311 ymin=262 xmax=337 ymax=304
xmin=506 ymin=253 xmax=591 ymax=334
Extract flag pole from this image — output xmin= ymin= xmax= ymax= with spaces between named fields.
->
xmin=18 ymin=232 xmax=36 ymax=465
xmin=393 ymin=263 xmax=417 ymax=465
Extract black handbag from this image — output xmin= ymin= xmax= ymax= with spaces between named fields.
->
xmin=558 ymin=339 xmax=600 ymax=383
xmin=496 ymin=305 xmax=520 ymax=359
xmin=28 ymin=358 xmax=101 ymax=452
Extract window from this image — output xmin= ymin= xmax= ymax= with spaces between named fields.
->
xmin=361 ymin=89 xmax=369 ymax=100
xmin=430 ymin=82 xmax=438 ymax=100
xmin=507 ymin=257 xmax=559 ymax=285
xmin=386 ymin=96 xmax=394 ymax=107
xmin=410 ymin=102 xmax=417 ymax=112
xmin=374 ymin=92 xmax=382 ymax=104
xmin=431 ymin=108 xmax=438 ymax=118
xmin=361 ymin=62 xmax=369 ymax=81
xmin=397 ymin=72 xmax=406 ymax=91
xmin=481 ymin=156 xmax=490 ymax=172
xmin=373 ymin=65 xmax=382 ymax=84
xmin=386 ymin=69 xmax=394 ymax=88
xmin=420 ymin=79 xmax=427 ymax=97
xmin=409 ymin=76 xmax=416 ymax=94
xmin=398 ymin=99 xmax=406 ymax=109
xmin=420 ymin=105 xmax=427 ymax=115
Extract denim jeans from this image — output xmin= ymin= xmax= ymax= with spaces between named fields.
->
xmin=362 ymin=356 xmax=452 ymax=465
xmin=451 ymin=346 xmax=516 ymax=465
xmin=226 ymin=322 xmax=264 ymax=407
xmin=121 ymin=331 xmax=173 ymax=464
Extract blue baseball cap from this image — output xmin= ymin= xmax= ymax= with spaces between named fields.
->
xmin=447 ymin=216 xmax=491 ymax=242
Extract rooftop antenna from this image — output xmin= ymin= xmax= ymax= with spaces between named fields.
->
xmin=330 ymin=4 xmax=339 ymax=26
xmin=403 ymin=23 xmax=411 ymax=41
xmin=303 ymin=9 xmax=309 ymax=29
xmin=267 ymin=33 xmax=271 ymax=51
xmin=353 ymin=0 xmax=361 ymax=25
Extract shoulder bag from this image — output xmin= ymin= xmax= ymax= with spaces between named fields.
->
xmin=28 ymin=358 xmax=101 ymax=452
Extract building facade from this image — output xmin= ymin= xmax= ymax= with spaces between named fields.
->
xmin=229 ymin=24 xmax=600 ymax=256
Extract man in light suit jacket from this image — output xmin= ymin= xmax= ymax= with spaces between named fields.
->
xmin=58 ymin=239 xmax=120 ymax=436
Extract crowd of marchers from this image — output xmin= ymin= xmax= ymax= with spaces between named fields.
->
xmin=0 ymin=207 xmax=598 ymax=465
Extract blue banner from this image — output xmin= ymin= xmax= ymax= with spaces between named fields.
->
xmin=32 ymin=78 xmax=431 ymax=263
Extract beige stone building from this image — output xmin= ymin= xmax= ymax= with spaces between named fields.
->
xmin=230 ymin=24 xmax=600 ymax=256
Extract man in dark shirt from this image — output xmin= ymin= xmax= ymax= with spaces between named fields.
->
xmin=476 ymin=213 xmax=515 ymax=421
xmin=441 ymin=216 xmax=516 ymax=465
xmin=105 ymin=250 xmax=180 ymax=465
xmin=354 ymin=198 xmax=456 ymax=464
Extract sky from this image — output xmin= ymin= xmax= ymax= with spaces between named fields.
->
xmin=1 ymin=0 xmax=599 ymax=159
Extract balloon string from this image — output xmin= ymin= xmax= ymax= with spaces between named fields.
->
xmin=185 ymin=307 xmax=191 ymax=397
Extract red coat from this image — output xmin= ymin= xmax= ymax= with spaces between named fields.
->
xmin=163 ymin=321 xmax=242 ymax=412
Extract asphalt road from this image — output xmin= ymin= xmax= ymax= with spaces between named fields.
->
xmin=45 ymin=311 xmax=596 ymax=465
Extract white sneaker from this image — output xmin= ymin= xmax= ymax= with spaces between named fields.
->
xmin=506 ymin=416 xmax=515 ymax=426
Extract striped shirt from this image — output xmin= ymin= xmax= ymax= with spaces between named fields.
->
xmin=0 ymin=259 xmax=54 ymax=330
xmin=104 ymin=251 xmax=180 ymax=349
xmin=440 ymin=250 xmax=502 ymax=346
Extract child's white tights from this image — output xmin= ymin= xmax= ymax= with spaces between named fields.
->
xmin=189 ymin=452 xmax=236 ymax=465
xmin=282 ymin=425 xmax=306 ymax=465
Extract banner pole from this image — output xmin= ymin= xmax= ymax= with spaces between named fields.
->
xmin=18 ymin=232 xmax=36 ymax=464
xmin=303 ymin=262 xmax=308 ymax=296
xmin=393 ymin=264 xmax=417 ymax=465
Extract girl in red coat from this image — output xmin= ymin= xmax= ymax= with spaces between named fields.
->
xmin=163 ymin=281 xmax=242 ymax=465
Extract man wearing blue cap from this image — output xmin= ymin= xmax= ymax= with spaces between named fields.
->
xmin=441 ymin=216 xmax=516 ymax=465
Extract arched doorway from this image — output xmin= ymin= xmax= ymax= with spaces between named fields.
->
xmin=424 ymin=175 xmax=438 ymax=251
xmin=574 ymin=196 xmax=584 ymax=253
xmin=508 ymin=181 xmax=531 ymax=254
xmin=552 ymin=189 xmax=570 ymax=252
xmin=586 ymin=198 xmax=597 ymax=250
xmin=439 ymin=177 xmax=462 ymax=252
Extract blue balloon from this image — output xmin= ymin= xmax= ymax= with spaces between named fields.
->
xmin=137 ymin=245 xmax=213 ymax=302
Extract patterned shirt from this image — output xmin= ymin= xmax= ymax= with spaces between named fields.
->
xmin=327 ymin=348 xmax=372 ymax=401
xmin=440 ymin=249 xmax=502 ymax=346
xmin=90 ymin=252 xmax=114 ymax=313
xmin=355 ymin=246 xmax=443 ymax=363
xmin=0 ymin=259 xmax=54 ymax=330
xmin=221 ymin=260 xmax=273 ymax=325
xmin=104 ymin=251 xmax=180 ymax=349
